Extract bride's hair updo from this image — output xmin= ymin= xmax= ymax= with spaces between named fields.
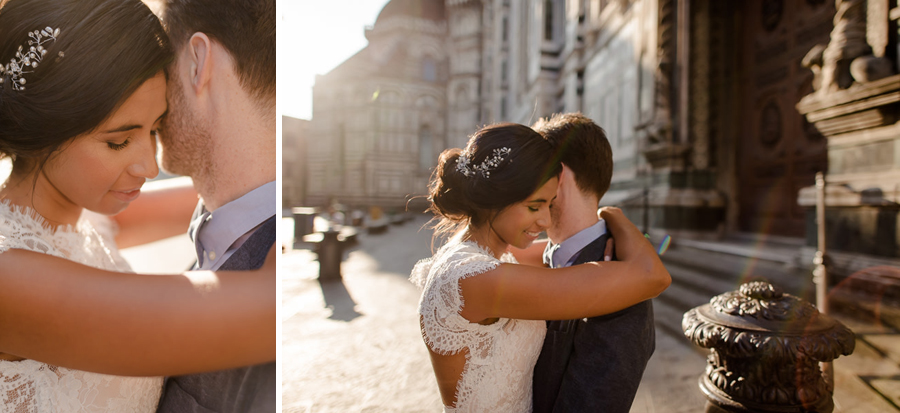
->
xmin=0 ymin=0 xmax=173 ymax=171
xmin=428 ymin=123 xmax=562 ymax=237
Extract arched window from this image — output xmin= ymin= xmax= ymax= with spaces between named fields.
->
xmin=418 ymin=126 xmax=434 ymax=171
xmin=502 ymin=16 xmax=509 ymax=43
xmin=544 ymin=0 xmax=554 ymax=41
xmin=423 ymin=57 xmax=437 ymax=82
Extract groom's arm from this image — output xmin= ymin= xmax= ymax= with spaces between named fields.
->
xmin=0 ymin=246 xmax=275 ymax=376
xmin=111 ymin=176 xmax=198 ymax=248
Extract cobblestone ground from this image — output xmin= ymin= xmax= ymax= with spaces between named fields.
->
xmin=279 ymin=216 xmax=898 ymax=413
xmin=280 ymin=216 xmax=710 ymax=413
xmin=281 ymin=216 xmax=444 ymax=413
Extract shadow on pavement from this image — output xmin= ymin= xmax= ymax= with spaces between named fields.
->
xmin=318 ymin=279 xmax=362 ymax=322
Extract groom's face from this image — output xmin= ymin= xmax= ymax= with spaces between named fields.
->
xmin=546 ymin=165 xmax=576 ymax=243
xmin=157 ymin=49 xmax=213 ymax=178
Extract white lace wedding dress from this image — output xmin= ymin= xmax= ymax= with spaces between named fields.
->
xmin=0 ymin=201 xmax=163 ymax=412
xmin=411 ymin=241 xmax=547 ymax=413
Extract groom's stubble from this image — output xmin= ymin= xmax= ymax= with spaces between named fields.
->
xmin=547 ymin=201 xmax=564 ymax=244
xmin=159 ymin=73 xmax=216 ymax=195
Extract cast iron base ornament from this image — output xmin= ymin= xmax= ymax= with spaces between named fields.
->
xmin=683 ymin=282 xmax=855 ymax=412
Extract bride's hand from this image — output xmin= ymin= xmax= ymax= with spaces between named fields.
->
xmin=598 ymin=207 xmax=621 ymax=261
xmin=598 ymin=206 xmax=623 ymax=222
xmin=597 ymin=206 xmax=648 ymax=261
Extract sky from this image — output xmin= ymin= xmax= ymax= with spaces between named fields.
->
xmin=278 ymin=0 xmax=392 ymax=120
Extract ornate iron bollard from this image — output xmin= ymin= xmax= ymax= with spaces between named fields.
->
xmin=682 ymin=281 xmax=856 ymax=413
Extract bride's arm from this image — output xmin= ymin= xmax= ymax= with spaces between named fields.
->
xmin=111 ymin=176 xmax=199 ymax=248
xmin=459 ymin=207 xmax=670 ymax=322
xmin=0 ymin=245 xmax=274 ymax=376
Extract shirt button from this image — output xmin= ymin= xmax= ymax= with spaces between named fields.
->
xmin=209 ymin=251 xmax=217 ymax=260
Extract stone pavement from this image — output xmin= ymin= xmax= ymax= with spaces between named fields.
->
xmin=280 ymin=215 xmax=900 ymax=412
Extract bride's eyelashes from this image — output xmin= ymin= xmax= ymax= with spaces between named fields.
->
xmin=107 ymin=139 xmax=130 ymax=151
xmin=528 ymin=206 xmax=539 ymax=212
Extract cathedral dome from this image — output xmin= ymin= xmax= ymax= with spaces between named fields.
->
xmin=375 ymin=0 xmax=445 ymax=24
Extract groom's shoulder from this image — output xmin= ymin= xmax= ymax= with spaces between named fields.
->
xmin=219 ymin=215 xmax=276 ymax=271
xmin=573 ymin=233 xmax=612 ymax=263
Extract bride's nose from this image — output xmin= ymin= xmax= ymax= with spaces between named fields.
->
xmin=127 ymin=132 xmax=159 ymax=179
xmin=535 ymin=208 xmax=550 ymax=229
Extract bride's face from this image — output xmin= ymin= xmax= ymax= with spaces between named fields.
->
xmin=41 ymin=72 xmax=167 ymax=216
xmin=489 ymin=177 xmax=557 ymax=250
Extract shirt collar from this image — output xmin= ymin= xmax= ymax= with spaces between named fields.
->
xmin=190 ymin=181 xmax=276 ymax=268
xmin=551 ymin=219 xmax=607 ymax=268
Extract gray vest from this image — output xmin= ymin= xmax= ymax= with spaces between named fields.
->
xmin=156 ymin=216 xmax=276 ymax=413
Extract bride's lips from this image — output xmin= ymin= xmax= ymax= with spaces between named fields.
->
xmin=524 ymin=230 xmax=541 ymax=242
xmin=110 ymin=187 xmax=142 ymax=202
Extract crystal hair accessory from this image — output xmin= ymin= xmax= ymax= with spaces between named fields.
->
xmin=456 ymin=147 xmax=512 ymax=178
xmin=0 ymin=27 xmax=64 ymax=91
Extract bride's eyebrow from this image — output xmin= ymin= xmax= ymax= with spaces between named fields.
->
xmin=101 ymin=111 xmax=168 ymax=134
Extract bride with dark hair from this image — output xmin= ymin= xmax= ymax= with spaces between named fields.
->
xmin=0 ymin=0 xmax=272 ymax=411
xmin=412 ymin=123 xmax=670 ymax=412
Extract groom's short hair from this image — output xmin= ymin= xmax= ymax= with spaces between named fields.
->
xmin=163 ymin=0 xmax=275 ymax=102
xmin=533 ymin=113 xmax=613 ymax=201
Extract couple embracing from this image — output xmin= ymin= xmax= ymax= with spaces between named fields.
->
xmin=412 ymin=114 xmax=671 ymax=412
xmin=0 ymin=0 xmax=274 ymax=411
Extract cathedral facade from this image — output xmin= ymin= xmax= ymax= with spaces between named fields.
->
xmin=301 ymin=0 xmax=900 ymax=271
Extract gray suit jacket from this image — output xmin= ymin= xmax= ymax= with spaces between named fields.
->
xmin=532 ymin=233 xmax=655 ymax=413
xmin=156 ymin=215 xmax=276 ymax=413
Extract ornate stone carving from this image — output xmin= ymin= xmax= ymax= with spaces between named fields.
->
xmin=710 ymin=282 xmax=817 ymax=321
xmin=805 ymin=0 xmax=874 ymax=94
xmin=683 ymin=282 xmax=856 ymax=412
xmin=867 ymin=0 xmax=889 ymax=57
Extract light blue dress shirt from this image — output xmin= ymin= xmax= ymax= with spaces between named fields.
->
xmin=188 ymin=181 xmax=276 ymax=270
xmin=543 ymin=219 xmax=608 ymax=268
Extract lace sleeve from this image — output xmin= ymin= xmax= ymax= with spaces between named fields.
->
xmin=0 ymin=202 xmax=57 ymax=256
xmin=418 ymin=246 xmax=503 ymax=356
xmin=410 ymin=257 xmax=433 ymax=288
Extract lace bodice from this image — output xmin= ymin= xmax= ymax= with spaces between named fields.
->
xmin=0 ymin=201 xmax=163 ymax=412
xmin=411 ymin=241 xmax=546 ymax=413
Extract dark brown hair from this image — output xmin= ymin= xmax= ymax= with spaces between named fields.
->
xmin=428 ymin=123 xmax=562 ymax=239
xmin=532 ymin=112 xmax=613 ymax=200
xmin=163 ymin=0 xmax=275 ymax=102
xmin=0 ymin=0 xmax=172 ymax=171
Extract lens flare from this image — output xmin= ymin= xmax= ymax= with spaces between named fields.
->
xmin=657 ymin=234 xmax=672 ymax=255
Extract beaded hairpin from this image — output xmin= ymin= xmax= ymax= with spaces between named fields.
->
xmin=0 ymin=27 xmax=64 ymax=91
xmin=456 ymin=147 xmax=512 ymax=179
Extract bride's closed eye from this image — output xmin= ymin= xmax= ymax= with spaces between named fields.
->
xmin=107 ymin=139 xmax=130 ymax=151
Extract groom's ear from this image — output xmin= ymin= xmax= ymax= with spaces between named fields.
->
xmin=185 ymin=32 xmax=213 ymax=96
